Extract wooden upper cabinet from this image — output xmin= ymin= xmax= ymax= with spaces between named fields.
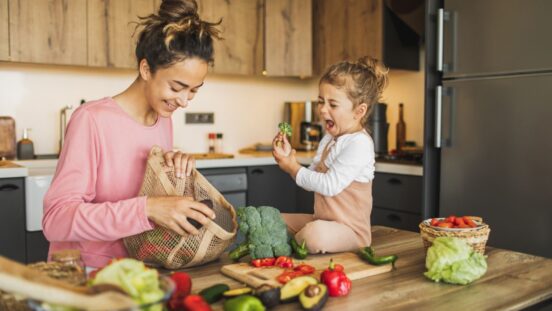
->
xmin=314 ymin=0 xmax=383 ymax=74
xmin=198 ymin=0 xmax=263 ymax=75
xmin=8 ymin=0 xmax=87 ymax=65
xmin=265 ymin=0 xmax=312 ymax=77
xmin=88 ymin=0 xmax=155 ymax=69
xmin=0 ymin=0 xmax=8 ymax=60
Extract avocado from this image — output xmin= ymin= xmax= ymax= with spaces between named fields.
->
xmin=255 ymin=285 xmax=281 ymax=308
xmin=299 ymin=284 xmax=328 ymax=311
xmin=280 ymin=276 xmax=319 ymax=302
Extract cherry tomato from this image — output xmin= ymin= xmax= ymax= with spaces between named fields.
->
xmin=294 ymin=264 xmax=315 ymax=275
xmin=438 ymin=222 xmax=453 ymax=228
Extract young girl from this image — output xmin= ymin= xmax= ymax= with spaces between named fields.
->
xmin=273 ymin=57 xmax=388 ymax=254
xmin=43 ymin=0 xmax=220 ymax=267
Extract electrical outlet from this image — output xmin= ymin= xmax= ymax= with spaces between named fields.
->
xmin=185 ymin=112 xmax=214 ymax=124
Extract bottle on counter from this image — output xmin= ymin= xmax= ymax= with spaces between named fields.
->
xmin=17 ymin=128 xmax=35 ymax=160
xmin=215 ymin=133 xmax=223 ymax=153
xmin=208 ymin=133 xmax=216 ymax=153
xmin=396 ymin=103 xmax=406 ymax=152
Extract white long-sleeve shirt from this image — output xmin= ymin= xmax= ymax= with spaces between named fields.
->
xmin=296 ymin=131 xmax=375 ymax=197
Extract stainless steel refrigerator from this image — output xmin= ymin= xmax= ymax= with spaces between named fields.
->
xmin=424 ymin=0 xmax=552 ymax=257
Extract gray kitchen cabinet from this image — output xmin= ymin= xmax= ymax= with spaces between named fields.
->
xmin=372 ymin=172 xmax=422 ymax=231
xmin=25 ymin=231 xmax=49 ymax=264
xmin=199 ymin=167 xmax=248 ymax=208
xmin=247 ymin=165 xmax=298 ymax=213
xmin=0 ymin=178 xmax=26 ymax=262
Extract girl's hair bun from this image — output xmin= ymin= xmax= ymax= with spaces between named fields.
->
xmin=158 ymin=0 xmax=199 ymax=23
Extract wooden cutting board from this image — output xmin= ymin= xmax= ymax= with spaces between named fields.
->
xmin=0 ymin=116 xmax=16 ymax=159
xmin=221 ymin=252 xmax=393 ymax=288
xmin=191 ymin=153 xmax=234 ymax=160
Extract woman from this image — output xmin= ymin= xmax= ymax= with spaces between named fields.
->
xmin=43 ymin=0 xmax=220 ymax=268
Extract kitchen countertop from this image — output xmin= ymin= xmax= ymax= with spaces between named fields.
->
xmin=8 ymin=154 xmax=423 ymax=177
xmin=0 ymin=161 xmax=28 ymax=178
xmin=175 ymin=226 xmax=552 ymax=311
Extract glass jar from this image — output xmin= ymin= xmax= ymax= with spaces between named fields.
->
xmin=208 ymin=133 xmax=216 ymax=153
xmin=215 ymin=133 xmax=223 ymax=153
xmin=51 ymin=249 xmax=87 ymax=285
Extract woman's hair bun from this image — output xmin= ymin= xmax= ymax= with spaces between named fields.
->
xmin=158 ymin=0 xmax=199 ymax=23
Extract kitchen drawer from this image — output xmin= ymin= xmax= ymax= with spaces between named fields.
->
xmin=0 ymin=178 xmax=26 ymax=262
xmin=371 ymin=208 xmax=421 ymax=232
xmin=200 ymin=168 xmax=247 ymax=193
xmin=373 ymin=172 xmax=422 ymax=214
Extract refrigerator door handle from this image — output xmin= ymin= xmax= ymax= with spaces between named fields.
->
xmin=437 ymin=9 xmax=444 ymax=72
xmin=435 ymin=86 xmax=443 ymax=148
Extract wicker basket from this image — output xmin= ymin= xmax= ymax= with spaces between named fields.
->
xmin=419 ymin=217 xmax=491 ymax=254
xmin=124 ymin=146 xmax=237 ymax=269
xmin=0 ymin=261 xmax=84 ymax=311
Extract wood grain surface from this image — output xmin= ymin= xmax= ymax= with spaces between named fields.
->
xmin=171 ymin=226 xmax=552 ymax=311
xmin=221 ymin=251 xmax=392 ymax=288
xmin=0 ymin=117 xmax=16 ymax=159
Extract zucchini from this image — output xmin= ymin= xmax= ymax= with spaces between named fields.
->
xmin=199 ymin=283 xmax=230 ymax=304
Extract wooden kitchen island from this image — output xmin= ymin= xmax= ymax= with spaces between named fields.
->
xmin=174 ymin=226 xmax=552 ymax=311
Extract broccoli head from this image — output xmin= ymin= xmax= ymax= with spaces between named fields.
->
xmin=229 ymin=206 xmax=292 ymax=260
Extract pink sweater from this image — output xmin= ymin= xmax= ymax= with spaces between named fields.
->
xmin=43 ymin=97 xmax=173 ymax=267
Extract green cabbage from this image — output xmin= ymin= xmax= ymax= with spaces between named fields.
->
xmin=424 ymin=237 xmax=487 ymax=285
xmin=91 ymin=258 xmax=165 ymax=310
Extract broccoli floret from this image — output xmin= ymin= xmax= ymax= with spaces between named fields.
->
xmin=278 ymin=122 xmax=293 ymax=137
xmin=229 ymin=206 xmax=292 ymax=260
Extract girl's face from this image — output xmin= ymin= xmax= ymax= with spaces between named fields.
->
xmin=317 ymin=82 xmax=366 ymax=137
xmin=142 ymin=57 xmax=209 ymax=118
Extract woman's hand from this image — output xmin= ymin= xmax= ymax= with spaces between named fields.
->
xmin=272 ymin=133 xmax=301 ymax=178
xmin=164 ymin=150 xmax=195 ymax=178
xmin=145 ymin=197 xmax=216 ymax=235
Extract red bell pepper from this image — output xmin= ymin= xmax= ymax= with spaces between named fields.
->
xmin=294 ymin=264 xmax=315 ymax=275
xmin=320 ymin=259 xmax=352 ymax=297
xmin=251 ymin=257 xmax=276 ymax=267
xmin=275 ymin=256 xmax=294 ymax=268
xmin=170 ymin=272 xmax=192 ymax=298
xmin=182 ymin=294 xmax=212 ymax=311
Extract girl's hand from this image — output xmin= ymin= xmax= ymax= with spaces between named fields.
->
xmin=272 ymin=132 xmax=292 ymax=158
xmin=145 ymin=196 xmax=216 ymax=235
xmin=272 ymin=133 xmax=301 ymax=178
xmin=164 ymin=150 xmax=195 ymax=178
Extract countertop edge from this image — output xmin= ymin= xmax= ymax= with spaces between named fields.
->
xmin=9 ymin=157 xmax=423 ymax=177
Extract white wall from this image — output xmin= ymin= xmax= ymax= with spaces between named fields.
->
xmin=0 ymin=61 xmax=424 ymax=156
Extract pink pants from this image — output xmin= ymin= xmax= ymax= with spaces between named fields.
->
xmin=282 ymin=213 xmax=363 ymax=254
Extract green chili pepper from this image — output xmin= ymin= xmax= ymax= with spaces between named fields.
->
xmin=229 ymin=242 xmax=250 ymax=261
xmin=290 ymin=238 xmax=308 ymax=259
xmin=358 ymin=247 xmax=398 ymax=267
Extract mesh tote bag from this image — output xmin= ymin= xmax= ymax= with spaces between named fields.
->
xmin=124 ymin=146 xmax=237 ymax=269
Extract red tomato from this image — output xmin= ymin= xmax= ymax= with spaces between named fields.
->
xmin=445 ymin=215 xmax=456 ymax=223
xmin=438 ymin=222 xmax=453 ymax=228
xmin=463 ymin=216 xmax=477 ymax=228
xmin=251 ymin=257 xmax=276 ymax=267
xmin=454 ymin=217 xmax=465 ymax=227
xmin=430 ymin=218 xmax=440 ymax=226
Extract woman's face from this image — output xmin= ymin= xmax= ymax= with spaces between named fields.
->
xmin=317 ymin=82 xmax=366 ymax=137
xmin=143 ymin=57 xmax=209 ymax=118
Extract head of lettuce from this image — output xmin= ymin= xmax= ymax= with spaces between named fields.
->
xmin=424 ymin=237 xmax=488 ymax=285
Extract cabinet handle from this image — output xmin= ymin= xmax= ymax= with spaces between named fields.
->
xmin=0 ymin=184 xmax=19 ymax=191
xmin=251 ymin=168 xmax=264 ymax=175
xmin=387 ymin=178 xmax=402 ymax=185
xmin=386 ymin=213 xmax=402 ymax=223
